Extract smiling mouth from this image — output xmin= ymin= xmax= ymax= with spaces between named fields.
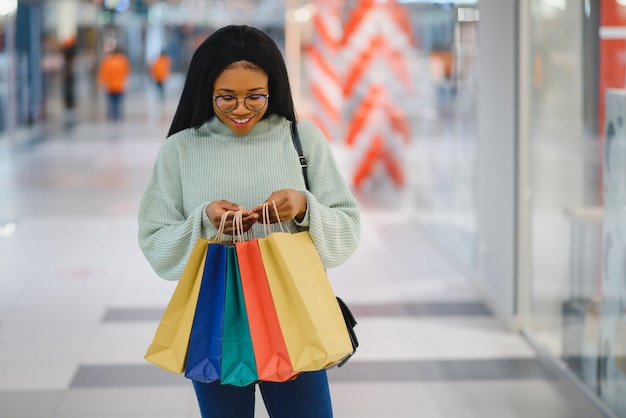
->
xmin=231 ymin=117 xmax=251 ymax=125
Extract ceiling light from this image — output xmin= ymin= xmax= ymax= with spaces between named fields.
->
xmin=0 ymin=222 xmax=16 ymax=238
xmin=0 ymin=0 xmax=17 ymax=16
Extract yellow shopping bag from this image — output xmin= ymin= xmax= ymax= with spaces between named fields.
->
xmin=258 ymin=230 xmax=353 ymax=372
xmin=144 ymin=238 xmax=209 ymax=373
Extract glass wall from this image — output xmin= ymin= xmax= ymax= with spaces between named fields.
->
xmin=521 ymin=1 xmax=626 ymax=416
xmin=405 ymin=2 xmax=479 ymax=272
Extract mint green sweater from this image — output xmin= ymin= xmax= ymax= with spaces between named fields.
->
xmin=138 ymin=114 xmax=361 ymax=280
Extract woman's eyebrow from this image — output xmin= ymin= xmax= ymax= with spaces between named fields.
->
xmin=215 ymin=87 xmax=267 ymax=94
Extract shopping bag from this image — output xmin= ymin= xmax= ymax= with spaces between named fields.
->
xmin=258 ymin=228 xmax=353 ymax=371
xmin=144 ymin=238 xmax=209 ymax=373
xmin=236 ymin=238 xmax=299 ymax=382
xmin=220 ymin=246 xmax=259 ymax=386
xmin=184 ymin=242 xmax=228 ymax=383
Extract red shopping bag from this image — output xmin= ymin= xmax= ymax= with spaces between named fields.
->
xmin=236 ymin=238 xmax=299 ymax=382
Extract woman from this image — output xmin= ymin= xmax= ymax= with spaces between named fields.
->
xmin=138 ymin=25 xmax=360 ymax=417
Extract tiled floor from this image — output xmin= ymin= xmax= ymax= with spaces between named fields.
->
xmin=0 ymin=87 xmax=609 ymax=417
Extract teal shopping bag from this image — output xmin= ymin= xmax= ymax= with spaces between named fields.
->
xmin=221 ymin=246 xmax=258 ymax=386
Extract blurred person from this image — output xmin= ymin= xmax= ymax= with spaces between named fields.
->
xmin=62 ymin=36 xmax=77 ymax=128
xmin=137 ymin=25 xmax=361 ymax=418
xmin=97 ymin=47 xmax=131 ymax=122
xmin=150 ymin=50 xmax=171 ymax=101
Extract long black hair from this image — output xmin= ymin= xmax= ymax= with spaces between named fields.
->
xmin=167 ymin=25 xmax=296 ymax=137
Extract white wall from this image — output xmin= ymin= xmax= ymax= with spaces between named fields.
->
xmin=476 ymin=0 xmax=518 ymax=322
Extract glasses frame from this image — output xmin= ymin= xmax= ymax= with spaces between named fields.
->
xmin=212 ymin=94 xmax=270 ymax=113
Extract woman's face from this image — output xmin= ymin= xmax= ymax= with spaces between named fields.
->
xmin=212 ymin=63 xmax=270 ymax=135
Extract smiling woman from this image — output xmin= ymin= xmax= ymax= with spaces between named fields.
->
xmin=211 ymin=64 xmax=270 ymax=135
xmin=137 ymin=25 xmax=361 ymax=418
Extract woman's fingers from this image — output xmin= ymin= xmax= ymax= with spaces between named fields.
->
xmin=251 ymin=189 xmax=306 ymax=223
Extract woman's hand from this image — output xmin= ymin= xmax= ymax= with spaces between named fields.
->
xmin=206 ymin=200 xmax=258 ymax=235
xmin=252 ymin=189 xmax=307 ymax=224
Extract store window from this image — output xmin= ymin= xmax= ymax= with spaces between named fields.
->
xmin=521 ymin=1 xmax=626 ymax=416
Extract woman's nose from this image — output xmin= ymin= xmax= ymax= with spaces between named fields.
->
xmin=232 ymin=100 xmax=248 ymax=114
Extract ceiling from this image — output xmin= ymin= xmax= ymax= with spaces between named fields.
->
xmin=22 ymin=0 xmax=290 ymax=28
xmin=146 ymin=0 xmax=288 ymax=26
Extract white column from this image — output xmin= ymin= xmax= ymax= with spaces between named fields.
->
xmin=476 ymin=0 xmax=518 ymax=325
xmin=56 ymin=0 xmax=79 ymax=43
xmin=285 ymin=0 xmax=302 ymax=111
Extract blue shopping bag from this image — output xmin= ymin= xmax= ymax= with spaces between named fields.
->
xmin=184 ymin=242 xmax=228 ymax=383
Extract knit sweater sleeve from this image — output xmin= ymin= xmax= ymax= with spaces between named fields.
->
xmin=137 ymin=136 xmax=217 ymax=280
xmin=138 ymin=117 xmax=360 ymax=279
xmin=294 ymin=121 xmax=361 ymax=268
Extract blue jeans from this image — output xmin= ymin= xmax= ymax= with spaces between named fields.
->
xmin=107 ymin=92 xmax=124 ymax=121
xmin=192 ymin=370 xmax=333 ymax=418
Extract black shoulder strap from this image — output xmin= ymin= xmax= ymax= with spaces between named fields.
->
xmin=290 ymin=121 xmax=358 ymax=365
xmin=290 ymin=121 xmax=310 ymax=190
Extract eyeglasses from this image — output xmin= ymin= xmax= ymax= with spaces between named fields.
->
xmin=213 ymin=94 xmax=269 ymax=113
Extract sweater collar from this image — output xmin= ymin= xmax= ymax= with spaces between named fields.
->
xmin=200 ymin=114 xmax=285 ymax=139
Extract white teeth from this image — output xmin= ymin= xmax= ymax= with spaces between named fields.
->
xmin=232 ymin=118 xmax=250 ymax=124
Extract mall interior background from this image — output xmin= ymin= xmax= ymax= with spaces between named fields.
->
xmin=1 ymin=0 xmax=626 ymax=416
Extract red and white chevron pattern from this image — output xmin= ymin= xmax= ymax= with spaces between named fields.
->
xmin=340 ymin=0 xmax=415 ymax=188
xmin=304 ymin=0 xmax=344 ymax=142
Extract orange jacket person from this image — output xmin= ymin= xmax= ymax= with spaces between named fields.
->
xmin=150 ymin=51 xmax=171 ymax=100
xmin=97 ymin=48 xmax=131 ymax=121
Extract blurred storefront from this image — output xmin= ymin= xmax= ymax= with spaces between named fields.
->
xmin=518 ymin=1 xmax=626 ymax=416
xmin=0 ymin=0 xmax=44 ymax=142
